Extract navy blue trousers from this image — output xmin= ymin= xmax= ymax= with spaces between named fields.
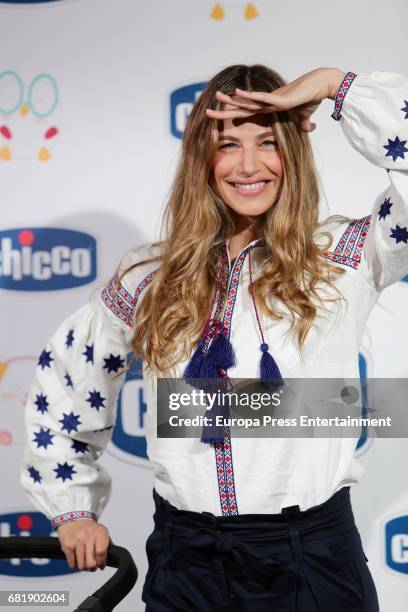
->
xmin=142 ymin=486 xmax=379 ymax=611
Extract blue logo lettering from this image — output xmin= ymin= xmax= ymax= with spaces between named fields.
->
xmin=112 ymin=355 xmax=147 ymax=460
xmin=385 ymin=516 xmax=408 ymax=574
xmin=356 ymin=352 xmax=369 ymax=451
xmin=170 ymin=82 xmax=207 ymax=139
xmin=0 ymin=228 xmax=96 ymax=291
xmin=0 ymin=1 xmax=65 ymax=4
xmin=0 ymin=512 xmax=74 ymax=576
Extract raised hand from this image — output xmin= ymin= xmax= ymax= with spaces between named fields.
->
xmin=205 ymin=67 xmax=346 ymax=133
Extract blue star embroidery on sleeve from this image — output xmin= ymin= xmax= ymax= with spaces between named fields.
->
xmin=383 ymin=136 xmax=408 ymax=161
xmin=71 ymin=439 xmax=90 ymax=454
xmin=86 ymin=389 xmax=106 ymax=411
xmin=59 ymin=412 xmax=81 ymax=434
xmin=82 ymin=344 xmax=94 ymax=364
xmin=33 ymin=427 xmax=55 ymax=450
xmin=64 ymin=371 xmax=73 ymax=388
xmin=34 ymin=393 xmax=49 ymax=414
xmin=38 ymin=349 xmax=53 ymax=370
xmin=27 ymin=465 xmax=42 ymax=483
xmin=401 ymin=100 xmax=408 ymax=119
xmin=54 ymin=462 xmax=77 ymax=482
xmin=378 ymin=197 xmax=393 ymax=221
xmin=390 ymin=225 xmax=408 ymax=244
xmin=103 ymin=354 xmax=125 ymax=374
xmin=65 ymin=329 xmax=74 ymax=348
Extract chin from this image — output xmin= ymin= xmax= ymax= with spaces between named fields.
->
xmin=224 ymin=198 xmax=274 ymax=217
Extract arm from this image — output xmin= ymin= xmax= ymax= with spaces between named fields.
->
xmin=20 ymin=246 xmax=155 ymax=569
xmin=21 ymin=298 xmax=130 ymax=528
xmin=331 ymin=70 xmax=408 ymax=289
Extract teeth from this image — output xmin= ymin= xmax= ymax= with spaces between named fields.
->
xmin=234 ymin=182 xmax=266 ymax=191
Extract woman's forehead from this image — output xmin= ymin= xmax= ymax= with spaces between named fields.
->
xmin=218 ymin=111 xmax=274 ymax=134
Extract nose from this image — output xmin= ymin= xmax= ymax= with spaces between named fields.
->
xmin=237 ymin=147 xmax=259 ymax=176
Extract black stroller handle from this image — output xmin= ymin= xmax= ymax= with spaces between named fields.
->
xmin=0 ymin=536 xmax=138 ymax=611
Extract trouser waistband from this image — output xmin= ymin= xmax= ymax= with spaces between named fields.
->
xmin=152 ymin=486 xmax=355 ymax=539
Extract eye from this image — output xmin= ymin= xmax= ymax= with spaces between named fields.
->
xmin=218 ymin=140 xmax=277 ymax=150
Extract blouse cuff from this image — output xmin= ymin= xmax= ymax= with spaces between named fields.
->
xmin=51 ymin=510 xmax=98 ymax=530
xmin=331 ymin=71 xmax=358 ymax=121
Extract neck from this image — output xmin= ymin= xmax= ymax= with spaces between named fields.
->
xmin=229 ymin=216 xmax=261 ymax=259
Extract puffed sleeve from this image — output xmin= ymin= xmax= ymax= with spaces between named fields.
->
xmin=332 ymin=70 xmax=408 ymax=290
xmin=20 ymin=243 xmax=159 ymax=530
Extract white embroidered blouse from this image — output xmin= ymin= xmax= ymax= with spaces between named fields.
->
xmin=21 ymin=71 xmax=408 ymax=528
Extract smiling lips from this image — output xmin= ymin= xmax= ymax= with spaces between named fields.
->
xmin=227 ymin=180 xmax=271 ymax=196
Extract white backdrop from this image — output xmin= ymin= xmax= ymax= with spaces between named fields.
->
xmin=0 ymin=0 xmax=407 ymax=610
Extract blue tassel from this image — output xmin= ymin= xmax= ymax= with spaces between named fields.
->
xmin=183 ymin=321 xmax=238 ymax=446
xmin=260 ymin=343 xmax=284 ymax=385
xmin=204 ymin=330 xmax=236 ymax=372
xmin=182 ymin=340 xmax=205 ymax=380
xmin=199 ymin=330 xmax=237 ymax=444
xmin=182 ymin=324 xmax=237 ymax=384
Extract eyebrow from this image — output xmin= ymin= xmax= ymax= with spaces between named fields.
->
xmin=218 ymin=131 xmax=276 ymax=142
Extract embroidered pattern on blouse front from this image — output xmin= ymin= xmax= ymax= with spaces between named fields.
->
xmin=215 ymin=432 xmax=237 ymax=515
xmin=213 ymin=239 xmax=265 ymax=516
xmin=51 ymin=510 xmax=97 ymax=529
xmin=101 ymin=270 xmax=156 ymax=327
xmin=323 ymin=215 xmax=372 ymax=269
xmin=331 ymin=71 xmax=357 ymax=121
xmin=202 ymin=247 xmax=230 ymax=354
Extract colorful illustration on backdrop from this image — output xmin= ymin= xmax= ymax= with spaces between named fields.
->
xmin=210 ymin=2 xmax=259 ymax=19
xmin=0 ymin=71 xmax=59 ymax=162
xmin=0 ymin=355 xmax=37 ymax=451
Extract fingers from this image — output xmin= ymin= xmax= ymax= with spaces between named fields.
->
xmin=63 ymin=545 xmax=76 ymax=570
xmin=206 ymin=87 xmax=285 ymax=120
xmin=298 ymin=118 xmax=317 ymax=133
xmin=84 ymin=537 xmax=98 ymax=571
xmin=235 ymin=87 xmax=284 ymax=109
xmin=205 ymin=107 xmax=275 ymax=120
xmin=95 ymin=531 xmax=110 ymax=570
xmin=215 ymin=90 xmax=264 ymax=111
xmin=74 ymin=539 xmax=86 ymax=570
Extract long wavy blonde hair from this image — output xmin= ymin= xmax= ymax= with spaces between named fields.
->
xmin=117 ymin=64 xmax=355 ymax=379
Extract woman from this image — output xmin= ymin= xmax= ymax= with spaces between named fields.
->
xmin=21 ymin=64 xmax=408 ymax=611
